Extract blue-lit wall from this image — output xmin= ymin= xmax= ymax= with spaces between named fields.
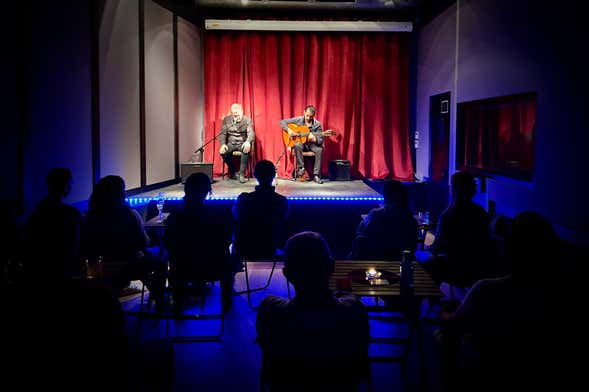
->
xmin=416 ymin=0 xmax=589 ymax=244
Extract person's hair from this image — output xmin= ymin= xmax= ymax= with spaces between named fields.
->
xmin=505 ymin=211 xmax=559 ymax=281
xmin=231 ymin=103 xmax=243 ymax=113
xmin=283 ymin=231 xmax=334 ymax=289
xmin=383 ymin=180 xmax=409 ymax=208
xmin=304 ymin=105 xmax=316 ymax=114
xmin=451 ymin=171 xmax=476 ymax=201
xmin=88 ymin=175 xmax=126 ymax=213
xmin=46 ymin=168 xmax=72 ymax=197
xmin=184 ymin=172 xmax=211 ymax=201
xmin=254 ymin=160 xmax=276 ymax=185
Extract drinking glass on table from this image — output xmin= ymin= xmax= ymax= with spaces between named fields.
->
xmin=156 ymin=192 xmax=165 ymax=222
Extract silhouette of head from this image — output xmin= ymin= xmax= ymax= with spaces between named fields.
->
xmin=506 ymin=211 xmax=559 ymax=280
xmin=383 ymin=180 xmax=409 ymax=208
xmin=451 ymin=171 xmax=476 ymax=201
xmin=184 ymin=172 xmax=211 ymax=202
xmin=46 ymin=168 xmax=73 ymax=199
xmin=89 ymin=175 xmax=126 ymax=212
xmin=283 ymin=231 xmax=334 ymax=291
xmin=254 ymin=160 xmax=276 ymax=187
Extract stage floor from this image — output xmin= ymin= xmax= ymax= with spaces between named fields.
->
xmin=133 ymin=177 xmax=382 ymax=200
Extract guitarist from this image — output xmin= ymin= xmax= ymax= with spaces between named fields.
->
xmin=280 ymin=105 xmax=324 ymax=184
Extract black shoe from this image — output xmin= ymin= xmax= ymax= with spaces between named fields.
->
xmin=313 ymin=175 xmax=323 ymax=184
xmin=231 ymin=173 xmax=239 ymax=180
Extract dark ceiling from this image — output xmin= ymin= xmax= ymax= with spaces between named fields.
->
xmin=155 ymin=0 xmax=455 ymax=27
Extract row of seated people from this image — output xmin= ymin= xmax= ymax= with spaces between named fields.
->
xmin=165 ymin=159 xmax=288 ymax=312
xmin=4 ymin=164 xmax=578 ymax=391
xmin=13 ymin=165 xmax=524 ymax=306
xmin=12 ymin=161 xmax=289 ymax=313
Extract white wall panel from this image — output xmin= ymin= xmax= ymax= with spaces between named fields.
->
xmin=99 ymin=0 xmax=141 ymax=189
xmin=145 ymin=0 xmax=175 ymax=184
xmin=177 ymin=17 xmax=204 ymax=164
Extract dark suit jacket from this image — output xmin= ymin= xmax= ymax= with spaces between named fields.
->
xmin=218 ymin=115 xmax=255 ymax=146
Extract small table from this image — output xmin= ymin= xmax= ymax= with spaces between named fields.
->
xmin=330 ymin=259 xmax=442 ymax=372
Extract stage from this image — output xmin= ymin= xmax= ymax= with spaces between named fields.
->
xmin=127 ymin=177 xmax=383 ymax=202
xmin=127 ymin=178 xmax=384 ymax=258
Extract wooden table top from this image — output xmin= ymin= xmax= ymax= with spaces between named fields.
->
xmin=329 ymin=260 xmax=442 ymax=299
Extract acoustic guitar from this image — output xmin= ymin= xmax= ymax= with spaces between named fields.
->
xmin=282 ymin=123 xmax=336 ymax=148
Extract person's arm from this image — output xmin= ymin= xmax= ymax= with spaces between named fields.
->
xmin=218 ymin=117 xmax=229 ymax=154
xmin=310 ymin=120 xmax=324 ymax=145
xmin=280 ymin=116 xmax=300 ymax=135
xmin=441 ymin=279 xmax=489 ymax=341
xmin=130 ymin=208 xmax=150 ymax=249
xmin=242 ymin=117 xmax=254 ymax=153
xmin=245 ymin=117 xmax=255 ymax=143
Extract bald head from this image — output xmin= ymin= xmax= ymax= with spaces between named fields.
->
xmin=231 ymin=103 xmax=243 ymax=122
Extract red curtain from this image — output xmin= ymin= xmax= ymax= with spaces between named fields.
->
xmin=203 ymin=31 xmax=413 ymax=180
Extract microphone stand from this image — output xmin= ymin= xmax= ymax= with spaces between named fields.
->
xmin=194 ymin=130 xmax=224 ymax=155
xmin=193 ymin=124 xmax=223 ymax=181
xmin=273 ymin=149 xmax=287 ymax=187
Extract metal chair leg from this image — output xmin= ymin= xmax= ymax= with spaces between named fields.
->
xmin=235 ymin=259 xmax=278 ymax=308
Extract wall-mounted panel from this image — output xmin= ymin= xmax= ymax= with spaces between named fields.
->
xmin=178 ymin=17 xmax=204 ymax=164
xmin=99 ymin=0 xmax=141 ymax=189
xmin=145 ymin=0 xmax=175 ymax=184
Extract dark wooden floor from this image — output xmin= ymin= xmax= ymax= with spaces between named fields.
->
xmin=121 ymin=263 xmax=445 ymax=392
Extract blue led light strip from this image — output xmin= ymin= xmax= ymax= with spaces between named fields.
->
xmin=125 ymin=195 xmax=383 ymax=206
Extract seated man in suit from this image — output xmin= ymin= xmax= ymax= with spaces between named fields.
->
xmin=218 ymin=103 xmax=255 ymax=183
xmin=256 ymin=231 xmax=370 ymax=392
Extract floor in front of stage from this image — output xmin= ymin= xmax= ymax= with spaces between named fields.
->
xmin=134 ymin=177 xmax=382 ymax=199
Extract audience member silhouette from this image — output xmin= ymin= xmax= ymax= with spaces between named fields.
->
xmin=439 ymin=212 xmax=565 ymax=391
xmin=80 ymin=175 xmax=165 ymax=302
xmin=421 ymin=171 xmax=493 ymax=287
xmin=23 ymin=168 xmax=83 ymax=283
xmin=256 ymin=231 xmax=370 ymax=392
xmin=350 ymin=180 xmax=418 ymax=260
xmin=232 ymin=160 xmax=289 ymax=260
xmin=165 ymin=172 xmax=233 ymax=312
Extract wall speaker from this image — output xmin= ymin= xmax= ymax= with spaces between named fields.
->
xmin=180 ymin=162 xmax=213 ymax=183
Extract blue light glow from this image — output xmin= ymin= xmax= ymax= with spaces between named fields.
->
xmin=125 ymin=195 xmax=383 ymax=206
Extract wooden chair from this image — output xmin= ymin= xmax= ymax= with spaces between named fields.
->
xmin=293 ymin=151 xmax=316 ymax=181
xmin=221 ymin=142 xmax=255 ymax=180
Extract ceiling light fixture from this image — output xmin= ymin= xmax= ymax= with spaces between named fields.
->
xmin=205 ymin=19 xmax=413 ymax=32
